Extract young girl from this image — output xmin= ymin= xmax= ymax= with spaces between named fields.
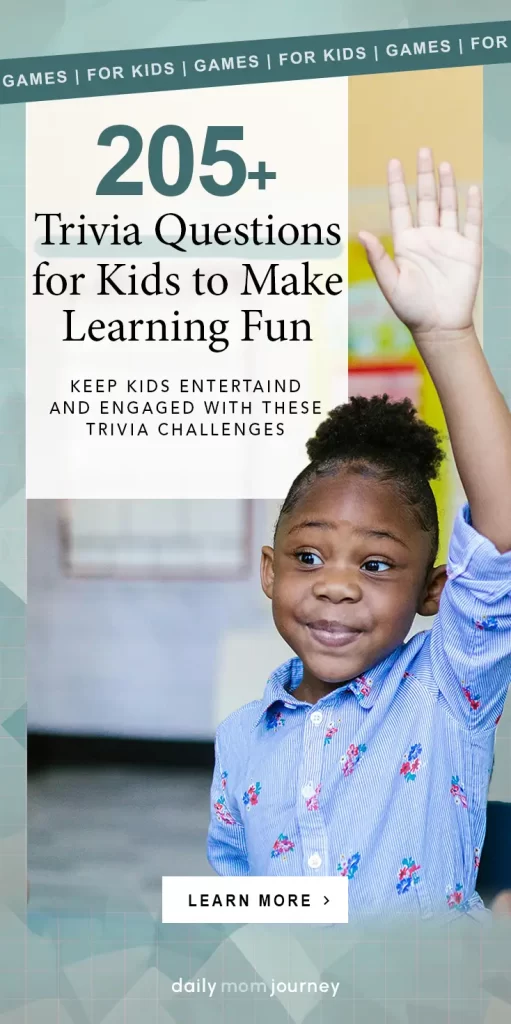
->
xmin=207 ymin=149 xmax=511 ymax=921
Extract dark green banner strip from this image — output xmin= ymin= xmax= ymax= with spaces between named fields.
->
xmin=1 ymin=20 xmax=511 ymax=103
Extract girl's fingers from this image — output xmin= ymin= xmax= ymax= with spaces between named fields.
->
xmin=417 ymin=147 xmax=439 ymax=227
xmin=438 ymin=161 xmax=458 ymax=230
xmin=359 ymin=231 xmax=399 ymax=301
xmin=464 ymin=185 xmax=482 ymax=245
xmin=387 ymin=158 xmax=413 ymax=237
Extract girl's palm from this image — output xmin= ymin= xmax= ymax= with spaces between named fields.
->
xmin=360 ymin=149 xmax=482 ymax=337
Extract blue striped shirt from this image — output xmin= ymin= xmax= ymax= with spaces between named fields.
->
xmin=208 ymin=505 xmax=511 ymax=921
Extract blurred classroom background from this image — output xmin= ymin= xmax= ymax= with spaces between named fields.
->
xmin=28 ymin=497 xmax=291 ymax=911
xmin=28 ymin=65 xmax=511 ymax=913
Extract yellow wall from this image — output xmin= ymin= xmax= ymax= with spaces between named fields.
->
xmin=349 ymin=67 xmax=482 ymax=187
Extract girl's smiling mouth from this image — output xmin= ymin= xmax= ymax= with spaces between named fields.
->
xmin=306 ymin=620 xmax=363 ymax=648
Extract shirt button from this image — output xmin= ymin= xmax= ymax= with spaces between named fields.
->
xmin=301 ymin=783 xmax=316 ymax=799
xmin=310 ymin=711 xmax=323 ymax=725
xmin=308 ymin=853 xmax=322 ymax=869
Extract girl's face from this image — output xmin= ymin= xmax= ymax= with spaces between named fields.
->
xmin=261 ymin=469 xmax=446 ymax=688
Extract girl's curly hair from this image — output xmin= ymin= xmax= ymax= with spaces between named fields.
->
xmin=276 ymin=394 xmax=445 ymax=565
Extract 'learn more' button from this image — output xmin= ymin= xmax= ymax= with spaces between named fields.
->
xmin=162 ymin=877 xmax=348 ymax=924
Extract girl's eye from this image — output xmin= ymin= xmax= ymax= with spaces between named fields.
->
xmin=362 ymin=559 xmax=392 ymax=573
xmin=296 ymin=551 xmax=323 ymax=567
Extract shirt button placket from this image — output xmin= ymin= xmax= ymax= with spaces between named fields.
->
xmin=298 ymin=706 xmax=328 ymax=875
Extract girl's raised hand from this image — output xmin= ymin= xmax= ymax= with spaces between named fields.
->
xmin=359 ymin=147 xmax=482 ymax=341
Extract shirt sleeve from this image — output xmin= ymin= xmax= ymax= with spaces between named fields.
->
xmin=207 ymin=735 xmax=250 ymax=876
xmin=427 ymin=503 xmax=511 ymax=731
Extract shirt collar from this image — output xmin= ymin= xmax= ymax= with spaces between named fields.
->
xmin=252 ymin=648 xmax=403 ymax=730
xmin=252 ymin=657 xmax=304 ymax=729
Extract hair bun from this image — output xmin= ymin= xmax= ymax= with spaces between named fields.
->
xmin=306 ymin=395 xmax=444 ymax=482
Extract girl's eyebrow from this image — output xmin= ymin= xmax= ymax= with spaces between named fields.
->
xmin=287 ymin=520 xmax=409 ymax=548
xmin=354 ymin=526 xmax=409 ymax=549
xmin=287 ymin=519 xmax=337 ymax=534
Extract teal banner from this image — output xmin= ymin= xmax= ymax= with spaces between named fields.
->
xmin=0 ymin=20 xmax=510 ymax=103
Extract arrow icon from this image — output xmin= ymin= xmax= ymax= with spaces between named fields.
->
xmin=323 ymin=896 xmax=330 ymax=905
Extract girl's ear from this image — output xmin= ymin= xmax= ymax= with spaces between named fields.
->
xmin=260 ymin=546 xmax=275 ymax=600
xmin=418 ymin=564 xmax=448 ymax=617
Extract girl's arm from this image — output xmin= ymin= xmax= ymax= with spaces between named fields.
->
xmin=207 ymin=738 xmax=250 ymax=876
xmin=360 ymin=147 xmax=511 ymax=553
xmin=414 ymin=325 xmax=511 ymax=553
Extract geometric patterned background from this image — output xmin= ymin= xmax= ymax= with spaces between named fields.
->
xmin=0 ymin=914 xmax=510 ymax=1021
xmin=1 ymin=0 xmax=511 ymax=1020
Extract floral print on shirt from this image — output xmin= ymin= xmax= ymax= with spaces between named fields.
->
xmin=474 ymin=616 xmax=498 ymax=630
xmin=461 ymin=684 xmax=481 ymax=710
xmin=271 ymin=834 xmax=295 ymax=858
xmin=214 ymin=794 xmax=237 ymax=826
xmin=446 ymin=883 xmax=470 ymax=911
xmin=450 ymin=775 xmax=468 ymax=808
xmin=243 ymin=782 xmax=261 ymax=808
xmin=340 ymin=742 xmax=367 ymax=777
xmin=351 ymin=675 xmax=373 ymax=702
xmin=266 ymin=708 xmax=285 ymax=731
xmin=396 ymin=858 xmax=421 ymax=894
xmin=324 ymin=721 xmax=340 ymax=746
xmin=220 ymin=771 xmax=228 ymax=789
xmin=305 ymin=784 xmax=321 ymax=811
xmin=337 ymin=852 xmax=361 ymax=879
xmin=400 ymin=743 xmax=422 ymax=781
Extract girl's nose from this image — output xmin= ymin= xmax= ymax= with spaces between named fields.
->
xmin=311 ymin=568 xmax=362 ymax=603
